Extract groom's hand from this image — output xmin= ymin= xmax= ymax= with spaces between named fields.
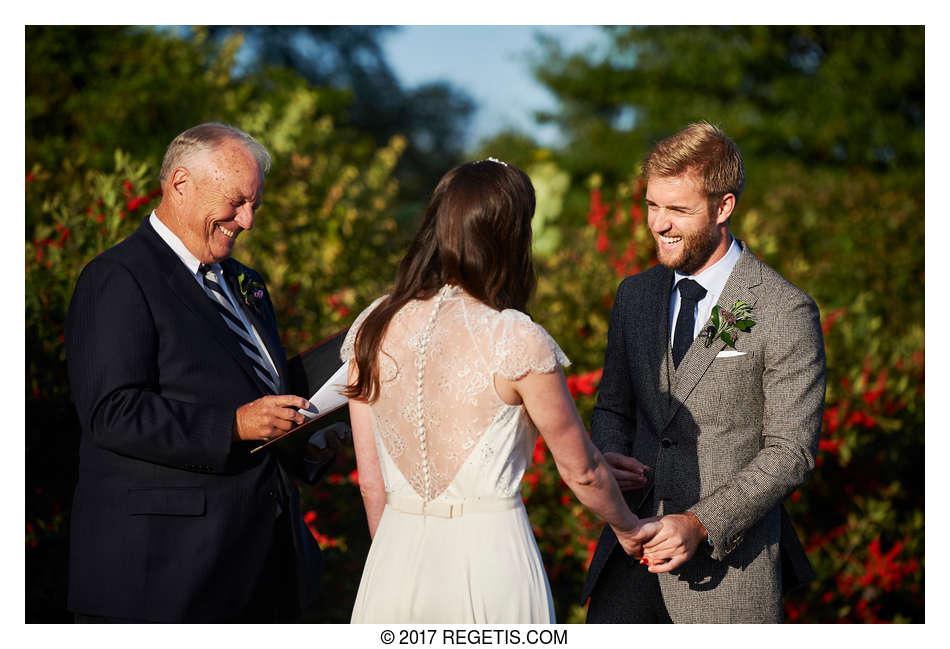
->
xmin=603 ymin=452 xmax=650 ymax=490
xmin=615 ymin=517 xmax=662 ymax=559
xmin=641 ymin=512 xmax=708 ymax=573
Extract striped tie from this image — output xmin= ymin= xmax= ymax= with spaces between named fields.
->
xmin=198 ymin=264 xmax=280 ymax=394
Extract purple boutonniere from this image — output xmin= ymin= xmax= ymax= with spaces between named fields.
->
xmin=237 ymin=271 xmax=266 ymax=313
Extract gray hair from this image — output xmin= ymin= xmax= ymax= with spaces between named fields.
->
xmin=159 ymin=122 xmax=272 ymax=184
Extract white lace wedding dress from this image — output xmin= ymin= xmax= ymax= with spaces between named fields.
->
xmin=343 ymin=285 xmax=570 ymax=623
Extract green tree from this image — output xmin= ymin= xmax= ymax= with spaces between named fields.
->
xmin=26 ymin=25 xmax=407 ymax=622
xmin=27 ymin=24 xmax=925 ymax=624
xmin=474 ymin=26 xmax=924 ymax=622
xmin=532 ymin=27 xmax=922 ymax=176
xmin=206 ymin=26 xmax=475 ymax=201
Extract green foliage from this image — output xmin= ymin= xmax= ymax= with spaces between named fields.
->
xmin=26 ymin=152 xmax=151 ymax=401
xmin=205 ymin=26 xmax=474 ymax=201
xmin=529 ymin=160 xmax=571 ymax=256
xmin=28 ymin=27 xmax=242 ymax=173
xmin=530 ymin=26 xmax=923 ymax=180
xmin=709 ymin=301 xmax=754 ymax=349
xmin=226 ymin=92 xmax=409 ymax=355
xmin=499 ymin=26 xmax=924 ymax=623
xmin=26 ymin=25 xmax=924 ymax=624
xmin=25 ymin=151 xmax=153 ymax=621
xmin=25 ymin=25 xmax=407 ymax=623
xmin=514 ymin=177 xmax=925 ymax=622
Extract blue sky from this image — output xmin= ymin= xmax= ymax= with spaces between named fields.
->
xmin=380 ymin=26 xmax=605 ymax=150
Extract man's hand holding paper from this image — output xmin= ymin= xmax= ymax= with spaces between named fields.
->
xmin=250 ymin=362 xmax=351 ymax=454
xmin=234 ymin=395 xmax=312 ymax=441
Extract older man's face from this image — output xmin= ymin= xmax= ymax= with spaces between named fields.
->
xmin=179 ymin=140 xmax=263 ymax=264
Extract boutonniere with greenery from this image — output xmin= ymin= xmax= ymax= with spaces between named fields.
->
xmin=704 ymin=300 xmax=755 ymax=348
xmin=237 ymin=271 xmax=266 ymax=312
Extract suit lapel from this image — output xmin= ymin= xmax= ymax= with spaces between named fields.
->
xmin=663 ymin=242 xmax=762 ymax=431
xmin=164 ymin=267 xmax=279 ymax=395
xmin=138 ymin=221 xmax=279 ymax=396
xmin=220 ymin=260 xmax=288 ymax=393
xmin=637 ymin=266 xmax=675 ymax=432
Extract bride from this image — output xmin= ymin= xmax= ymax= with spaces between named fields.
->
xmin=342 ymin=158 xmax=657 ymax=623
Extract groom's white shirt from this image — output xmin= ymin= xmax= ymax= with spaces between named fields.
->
xmin=669 ymin=235 xmax=742 ymax=344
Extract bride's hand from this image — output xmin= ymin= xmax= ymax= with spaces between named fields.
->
xmin=615 ymin=517 xmax=662 ymax=559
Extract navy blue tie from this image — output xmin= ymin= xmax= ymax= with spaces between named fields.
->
xmin=672 ymin=278 xmax=707 ymax=369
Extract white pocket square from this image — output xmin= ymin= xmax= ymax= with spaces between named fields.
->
xmin=716 ymin=350 xmax=746 ymax=358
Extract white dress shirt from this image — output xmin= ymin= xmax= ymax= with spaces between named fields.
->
xmin=669 ymin=236 xmax=742 ymax=345
xmin=149 ymin=212 xmax=280 ymax=382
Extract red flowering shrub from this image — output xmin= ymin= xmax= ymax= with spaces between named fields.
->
xmin=25 ymin=100 xmax=407 ymax=621
xmin=26 ymin=160 xmax=922 ymax=623
xmin=530 ymin=186 xmax=924 ymax=623
xmin=292 ymin=178 xmax=923 ymax=623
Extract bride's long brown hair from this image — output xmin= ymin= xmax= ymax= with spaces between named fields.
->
xmin=344 ymin=159 xmax=537 ymax=403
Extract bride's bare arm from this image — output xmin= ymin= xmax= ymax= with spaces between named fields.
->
xmin=349 ymin=363 xmax=386 ymax=539
xmin=499 ymin=367 xmax=660 ymax=556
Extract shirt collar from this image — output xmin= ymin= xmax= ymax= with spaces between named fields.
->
xmin=673 ymin=235 xmax=741 ymax=297
xmin=149 ymin=211 xmax=218 ymax=277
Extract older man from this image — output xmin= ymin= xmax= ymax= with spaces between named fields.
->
xmin=66 ymin=123 xmax=336 ymax=622
xmin=583 ymin=122 xmax=825 ymax=623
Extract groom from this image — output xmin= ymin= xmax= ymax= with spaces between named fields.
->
xmin=583 ymin=122 xmax=825 ymax=623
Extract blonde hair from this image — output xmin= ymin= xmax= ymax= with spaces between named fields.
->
xmin=643 ymin=121 xmax=745 ymax=209
xmin=159 ymin=122 xmax=271 ymax=184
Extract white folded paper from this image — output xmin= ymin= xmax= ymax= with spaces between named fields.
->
xmin=299 ymin=363 xmax=350 ymax=447
xmin=249 ymin=363 xmax=350 ymax=454
xmin=299 ymin=362 xmax=349 ymax=418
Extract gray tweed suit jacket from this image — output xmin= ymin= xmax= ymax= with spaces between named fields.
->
xmin=582 ymin=240 xmax=825 ymax=623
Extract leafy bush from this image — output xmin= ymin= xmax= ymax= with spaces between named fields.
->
xmin=25 ymin=27 xmax=408 ymax=621
xmin=26 ymin=25 xmax=923 ymax=624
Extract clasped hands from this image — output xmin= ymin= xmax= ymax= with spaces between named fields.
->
xmin=606 ymin=452 xmax=708 ymax=573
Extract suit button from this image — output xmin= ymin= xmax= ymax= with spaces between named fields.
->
xmin=661 ymin=438 xmax=673 ymax=448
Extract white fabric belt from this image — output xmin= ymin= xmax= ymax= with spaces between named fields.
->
xmin=386 ymin=493 xmax=522 ymax=519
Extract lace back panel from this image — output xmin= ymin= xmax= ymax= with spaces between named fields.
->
xmin=342 ymin=287 xmax=569 ymax=502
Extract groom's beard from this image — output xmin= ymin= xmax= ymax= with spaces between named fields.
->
xmin=654 ymin=220 xmax=720 ymax=276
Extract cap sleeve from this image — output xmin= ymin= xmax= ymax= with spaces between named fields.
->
xmin=492 ymin=309 xmax=571 ymax=380
xmin=340 ymin=295 xmax=387 ymax=363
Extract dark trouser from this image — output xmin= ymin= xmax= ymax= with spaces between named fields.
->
xmin=586 ymin=546 xmax=674 ymax=624
xmin=74 ymin=613 xmax=147 ymax=623
xmin=233 ymin=512 xmax=300 ymax=623
xmin=74 ymin=513 xmax=299 ymax=623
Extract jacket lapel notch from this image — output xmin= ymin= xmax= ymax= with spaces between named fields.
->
xmin=662 ymin=242 xmax=760 ymax=431
xmin=141 ymin=219 xmax=278 ymax=395
xmin=166 ymin=266 xmax=273 ymax=395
